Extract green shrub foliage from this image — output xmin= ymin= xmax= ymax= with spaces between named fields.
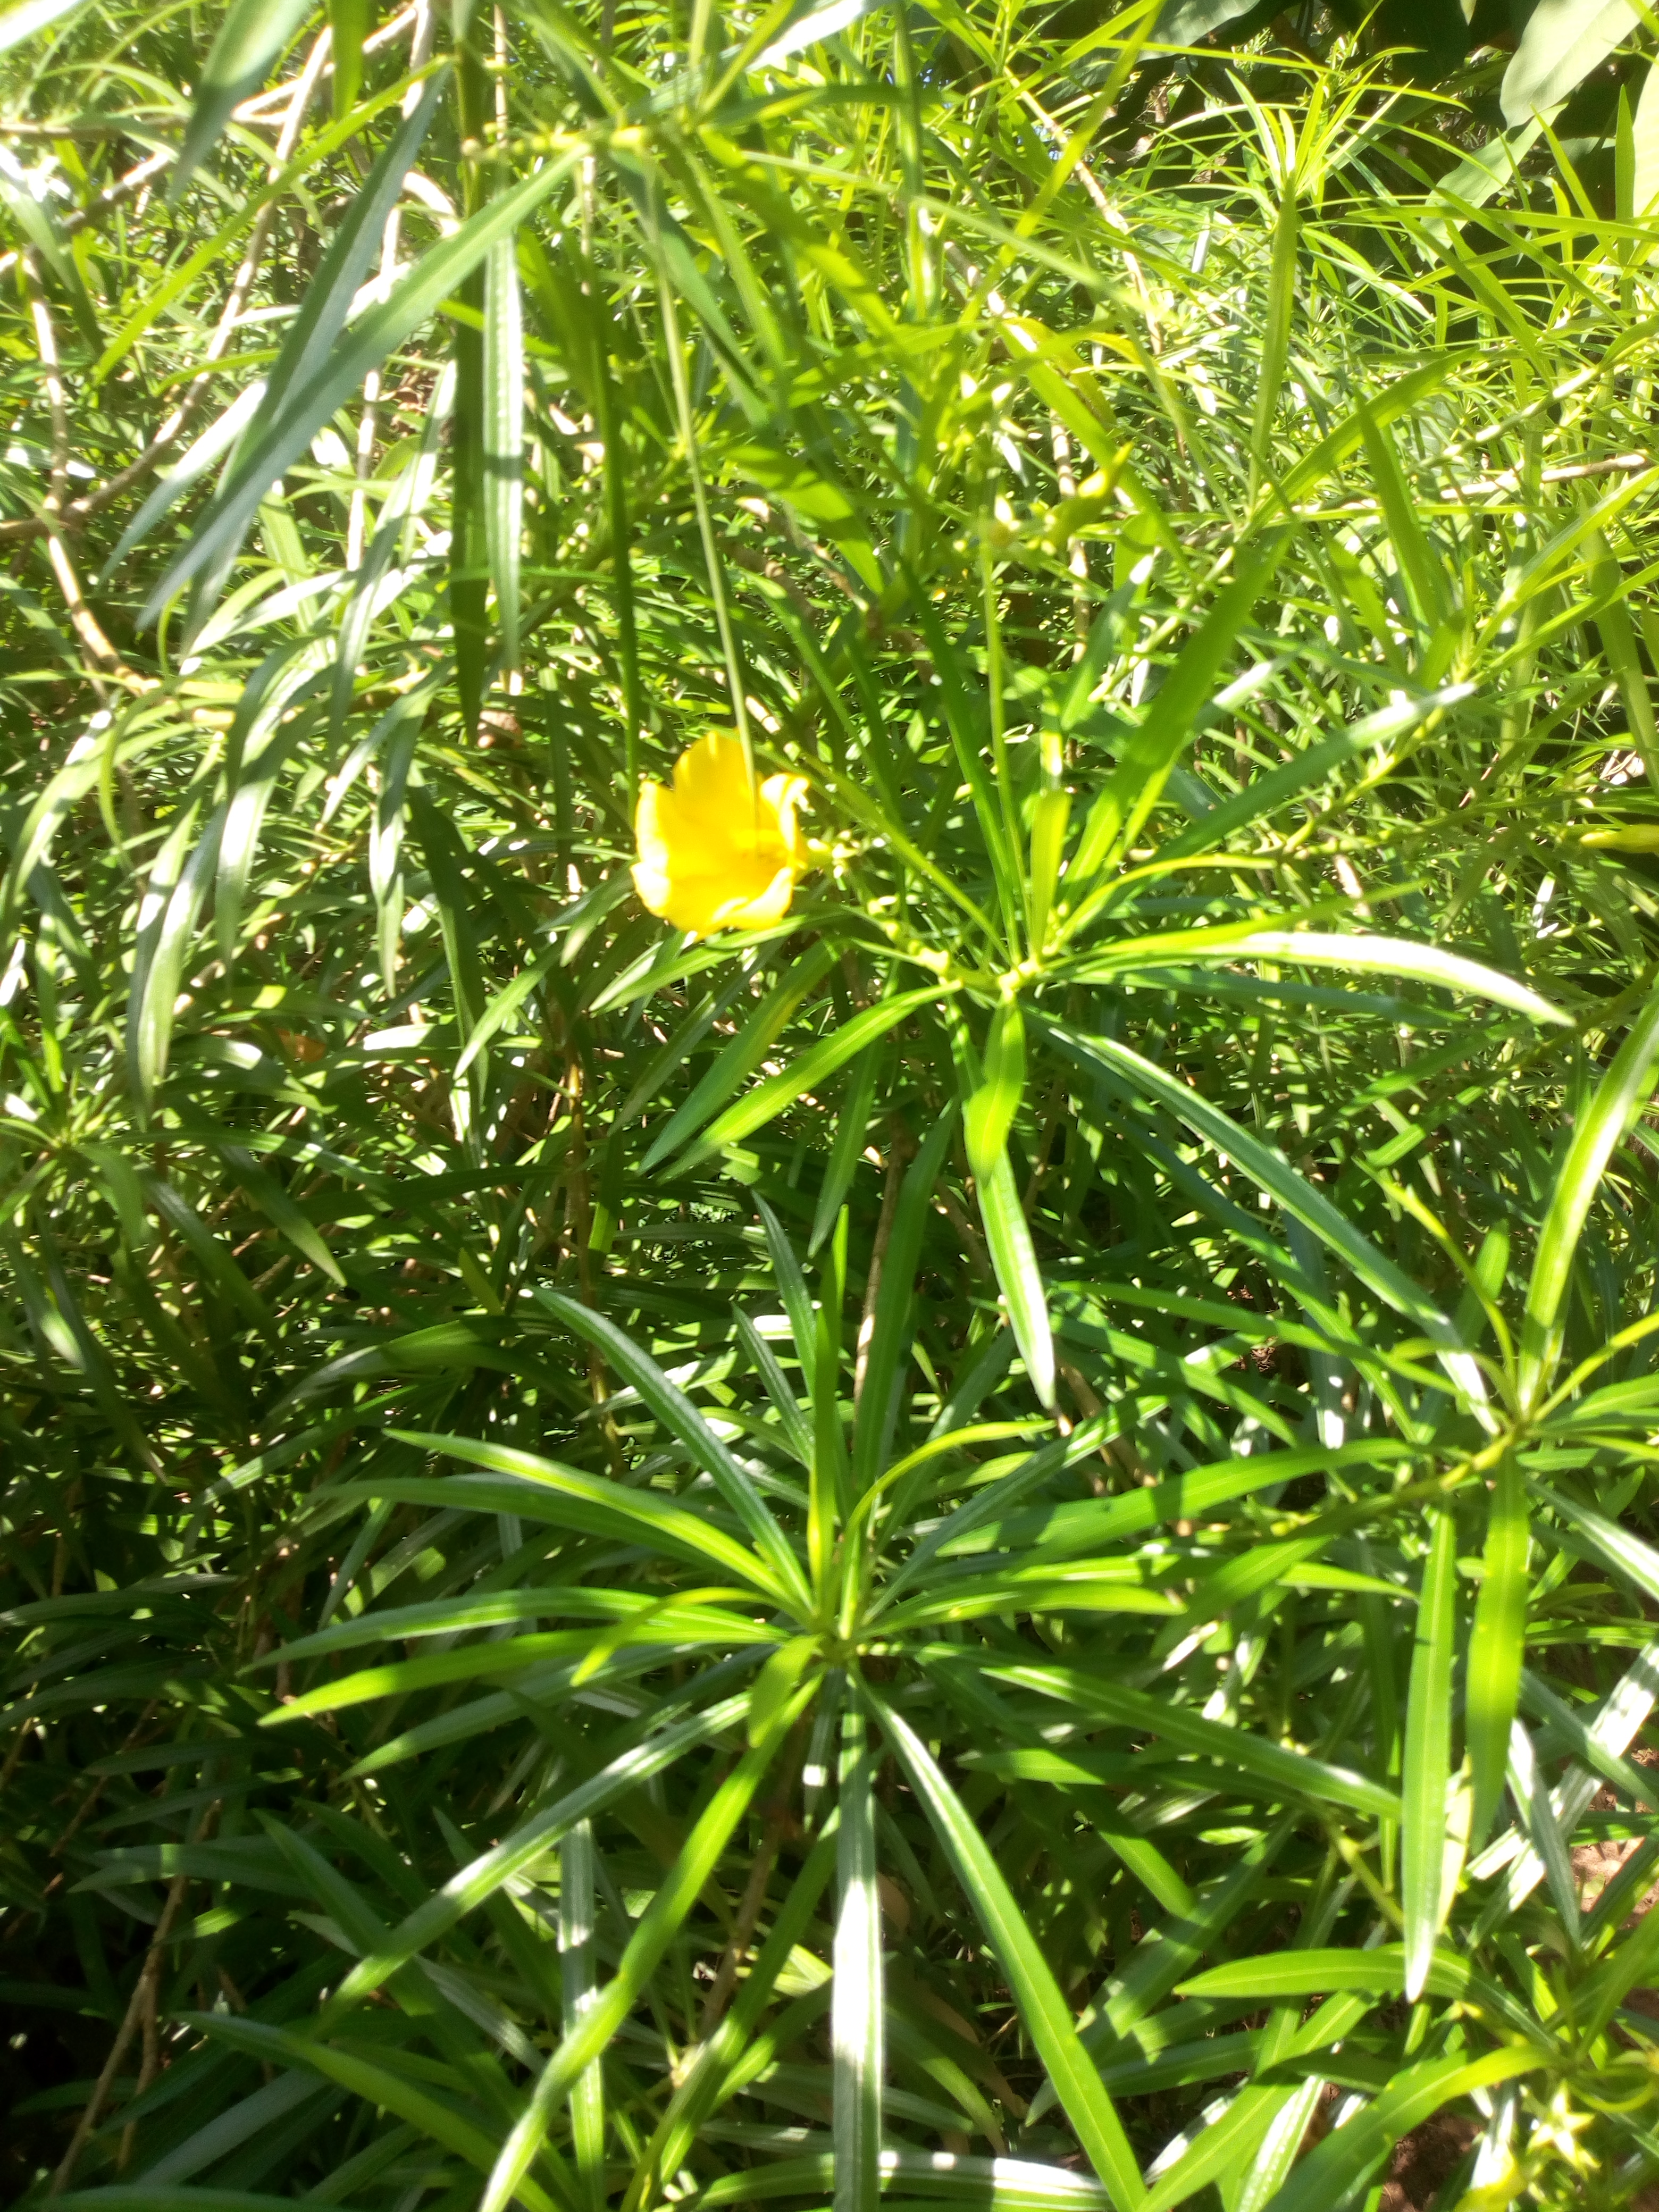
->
xmin=6 ymin=3 xmax=1659 ymax=2206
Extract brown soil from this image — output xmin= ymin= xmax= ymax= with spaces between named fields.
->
xmin=1378 ymin=2113 xmax=1479 ymax=2211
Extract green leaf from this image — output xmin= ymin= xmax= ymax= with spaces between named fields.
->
xmin=321 ymin=1695 xmax=751 ymax=2016
xmin=1518 ymin=991 xmax=1659 ymax=1410
xmin=1152 ymin=0 xmax=1255 ymax=47
xmin=562 ymin=1819 xmax=606 ymax=2212
xmin=963 ymin=1000 xmax=1026 ymax=1185
xmin=453 ymin=942 xmax=560 ymax=1080
xmin=1633 ymin=54 xmax=1659 ymax=214
xmin=1072 ymin=927 xmax=1566 ymax=1027
xmin=1249 ymin=173 xmax=1297 ymax=492
xmin=1468 ymin=1455 xmax=1528 ymax=1850
xmin=834 ymin=1705 xmax=884 ymax=2212
xmin=699 ymin=986 xmax=939 ymax=1157
xmin=176 ymin=2013 xmax=563 ymax=2212
xmin=1519 ymin=1666 xmax=1659 ymax=1813
xmin=1401 ymin=1507 xmax=1458 ymax=2000
xmin=969 ymin=1660 xmax=1398 ymax=1821
xmin=221 ymin=1145 xmax=344 ymax=1287
xmin=0 ymin=0 xmax=87 ymax=54
xmin=643 ymin=940 xmax=840 ymax=1170
xmin=149 ymin=121 xmax=581 ymax=621
xmin=811 ymin=1034 xmax=883 ymax=1256
xmin=1044 ymin=1018 xmax=1486 ymax=1414
xmin=172 ymin=0 xmax=319 ymax=198
xmin=852 ymin=1108 xmax=963 ymax=1496
xmin=533 ymin=1290 xmax=813 ymax=1612
xmin=384 ymin=1428 xmax=795 ymax=1603
xmin=480 ymin=1691 xmax=811 ymax=2212
xmin=873 ymin=1694 xmax=1146 ymax=2211
xmin=1528 ymin=1476 xmax=1659 ymax=1610
xmin=1175 ymin=1946 xmax=1516 ymax=2011
xmin=748 ymin=1634 xmax=818 ymax=1745
xmin=1067 ymin=537 xmax=1287 ymax=894
xmin=1501 ymin=0 xmax=1639 ymax=125
xmin=58 ymin=2196 xmax=350 ymax=2212
xmin=484 ymin=231 xmax=524 ymax=672
xmin=328 ymin=0 xmax=370 ymax=119
xmin=125 ymin=797 xmax=216 ymax=1108
xmin=757 ymin=1193 xmax=821 ymax=1401
xmin=1258 ymin=2050 xmax=1540 ymax=2212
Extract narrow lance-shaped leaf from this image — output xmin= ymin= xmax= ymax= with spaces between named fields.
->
xmin=1071 ymin=928 xmax=1566 ymax=1028
xmin=328 ymin=0 xmax=370 ymax=119
xmin=1401 ymin=1507 xmax=1457 ymax=2000
xmin=1249 ymin=161 xmax=1297 ymax=493
xmin=319 ymin=1696 xmax=751 ymax=2019
xmin=127 ymin=798 xmax=221 ymax=1108
xmin=1510 ymin=1717 xmax=1581 ymax=1928
xmin=633 ymin=1825 xmax=840 ymax=2206
xmin=181 ymin=71 xmax=449 ymax=616
xmin=957 ymin=1004 xmax=1053 ymax=1410
xmin=175 ymin=2012 xmax=565 ymax=2212
xmin=0 ymin=0 xmax=87 ymax=56
xmin=977 ymin=1146 xmax=1054 ymax=1412
xmin=1156 ymin=684 xmax=1473 ymax=863
xmin=645 ymin=940 xmax=840 ymax=1170
xmin=961 ymin=1656 xmax=1398 ymax=1820
xmin=1065 ymin=535 xmax=1287 ymax=897
xmin=1467 ymin=1454 xmax=1528 ymax=1850
xmin=1045 ymin=1017 xmax=1489 ymax=1417
xmin=389 ymin=1429 xmax=797 ymax=1603
xmin=1518 ymin=991 xmax=1659 ymax=1410
xmin=871 ymin=1692 xmax=1146 ymax=2211
xmin=480 ymin=1687 xmax=815 ymax=2212
xmin=534 ymin=1289 xmax=814 ymax=1612
xmin=851 ymin=1107 xmax=958 ymax=1499
xmin=484 ymin=232 xmax=525 ymax=674
xmin=964 ymin=999 xmax=1025 ymax=1184
xmin=698 ymin=986 xmax=940 ymax=1157
xmin=1260 ymin=2050 xmax=1540 ymax=2212
xmin=834 ymin=1703 xmax=883 ymax=2212
xmin=148 ymin=135 xmax=582 ymax=621
xmin=563 ymin=1820 xmax=606 ymax=2212
xmin=171 ymin=0 xmax=316 ymax=197
xmin=811 ymin=1032 xmax=884 ymax=1256
xmin=1501 ymin=0 xmax=1639 ymax=124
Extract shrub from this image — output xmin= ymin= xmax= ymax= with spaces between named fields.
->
xmin=6 ymin=5 xmax=1659 ymax=2208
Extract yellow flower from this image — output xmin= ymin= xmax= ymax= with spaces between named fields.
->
xmin=633 ymin=733 xmax=807 ymax=938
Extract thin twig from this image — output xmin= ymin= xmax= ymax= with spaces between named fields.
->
xmin=695 ymin=1731 xmax=803 ymax=2040
xmin=1322 ymin=451 xmax=1653 ymax=518
xmin=0 ymin=147 xmax=172 ymax=283
xmin=47 ymin=1808 xmax=213 ymax=2198
xmin=232 ymin=2 xmax=420 ymax=117
xmin=24 ymin=252 xmax=149 ymax=688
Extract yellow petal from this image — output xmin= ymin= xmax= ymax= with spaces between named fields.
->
xmin=631 ymin=856 xmax=674 ymax=919
xmin=634 ymin=781 xmax=671 ymax=875
xmin=632 ymin=735 xmax=808 ymax=937
xmin=672 ymin=733 xmax=759 ymax=843
xmin=716 ymin=864 xmax=797 ymax=932
xmin=760 ymin=772 xmax=807 ymax=863
xmin=658 ymin=871 xmax=740 ymax=937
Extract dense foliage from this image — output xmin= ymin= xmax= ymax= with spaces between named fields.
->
xmin=10 ymin=2 xmax=1659 ymax=2207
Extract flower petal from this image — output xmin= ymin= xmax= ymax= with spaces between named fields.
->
xmin=716 ymin=864 xmax=797 ymax=932
xmin=634 ymin=781 xmax=672 ymax=875
xmin=761 ymin=772 xmax=807 ymax=864
xmin=673 ymin=733 xmax=759 ymax=844
xmin=633 ymin=735 xmax=807 ymax=937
